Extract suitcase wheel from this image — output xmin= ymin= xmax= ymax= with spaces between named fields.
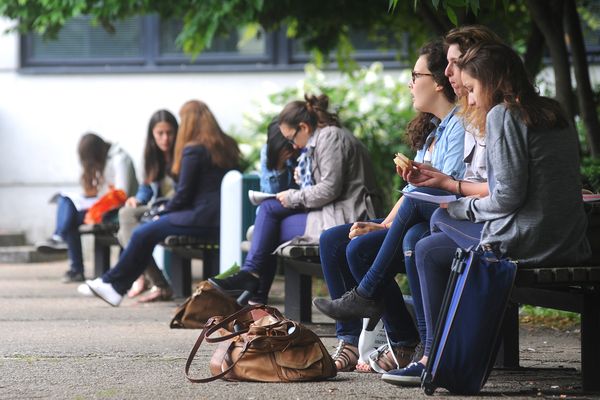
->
xmin=423 ymin=384 xmax=436 ymax=396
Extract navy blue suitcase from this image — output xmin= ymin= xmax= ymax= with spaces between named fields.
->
xmin=422 ymin=248 xmax=517 ymax=395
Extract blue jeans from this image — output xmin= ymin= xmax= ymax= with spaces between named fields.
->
xmin=357 ymin=187 xmax=448 ymax=299
xmin=415 ymin=208 xmax=483 ymax=356
xmin=403 ymin=222 xmax=429 ymax=344
xmin=54 ymin=196 xmax=86 ymax=274
xmin=102 ymin=216 xmax=218 ymax=295
xmin=319 ymin=220 xmax=422 ymax=347
xmin=242 ymin=199 xmax=307 ymax=293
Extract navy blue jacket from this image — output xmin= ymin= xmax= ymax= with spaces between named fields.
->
xmin=163 ymin=145 xmax=230 ymax=228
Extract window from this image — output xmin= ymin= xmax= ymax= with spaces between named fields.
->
xmin=20 ymin=15 xmax=407 ymax=73
xmin=24 ymin=16 xmax=144 ymax=65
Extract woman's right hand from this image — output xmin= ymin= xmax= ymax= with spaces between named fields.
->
xmin=406 ymin=167 xmax=452 ymax=190
xmin=125 ymin=197 xmax=139 ymax=208
xmin=348 ymin=221 xmax=386 ymax=239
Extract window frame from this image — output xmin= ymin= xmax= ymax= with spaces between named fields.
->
xmin=18 ymin=15 xmax=409 ymax=74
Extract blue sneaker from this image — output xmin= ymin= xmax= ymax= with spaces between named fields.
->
xmin=381 ymin=362 xmax=425 ymax=386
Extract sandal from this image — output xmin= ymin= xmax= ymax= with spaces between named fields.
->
xmin=331 ymin=340 xmax=359 ymax=372
xmin=127 ymin=276 xmax=147 ymax=298
xmin=355 ymin=361 xmax=373 ymax=373
xmin=137 ymin=286 xmax=173 ymax=303
xmin=368 ymin=343 xmax=416 ymax=373
xmin=368 ymin=344 xmax=396 ymax=373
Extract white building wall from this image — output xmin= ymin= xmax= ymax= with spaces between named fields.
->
xmin=1 ymin=16 xmax=600 ymax=243
xmin=0 ymin=18 xmax=305 ymax=242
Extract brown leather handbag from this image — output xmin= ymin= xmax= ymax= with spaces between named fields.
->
xmin=185 ymin=305 xmax=337 ymax=383
xmin=170 ymin=281 xmax=241 ymax=329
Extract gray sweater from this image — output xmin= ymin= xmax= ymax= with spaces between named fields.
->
xmin=285 ymin=125 xmax=380 ymax=243
xmin=448 ymin=104 xmax=590 ymax=266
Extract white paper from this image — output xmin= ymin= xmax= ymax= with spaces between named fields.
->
xmin=248 ymin=190 xmax=276 ymax=206
xmin=401 ymin=190 xmax=457 ymax=205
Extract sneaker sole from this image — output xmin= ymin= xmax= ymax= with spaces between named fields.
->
xmin=37 ymin=245 xmax=68 ymax=254
xmin=87 ymin=284 xmax=121 ymax=307
xmin=381 ymin=373 xmax=422 ymax=386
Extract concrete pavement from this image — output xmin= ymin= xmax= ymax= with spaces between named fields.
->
xmin=0 ymin=259 xmax=591 ymax=399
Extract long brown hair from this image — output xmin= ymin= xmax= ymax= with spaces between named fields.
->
xmin=406 ymin=39 xmax=456 ymax=150
xmin=144 ymin=109 xmax=178 ymax=184
xmin=171 ymin=100 xmax=240 ymax=175
xmin=278 ymin=94 xmax=341 ymax=131
xmin=78 ymin=133 xmax=110 ymax=194
xmin=456 ymin=42 xmax=568 ymax=134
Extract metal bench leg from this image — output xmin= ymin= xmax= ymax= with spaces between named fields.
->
xmin=202 ymin=250 xmax=220 ymax=279
xmin=495 ymin=301 xmax=520 ymax=368
xmin=581 ymin=291 xmax=600 ymax=391
xmin=169 ymin=251 xmax=192 ymax=298
xmin=284 ymin=263 xmax=313 ymax=323
xmin=93 ymin=238 xmax=111 ymax=278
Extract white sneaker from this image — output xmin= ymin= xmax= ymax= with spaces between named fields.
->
xmin=77 ymin=283 xmax=93 ymax=297
xmin=86 ymin=278 xmax=123 ymax=307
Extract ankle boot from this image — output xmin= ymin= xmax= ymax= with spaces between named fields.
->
xmin=313 ymin=288 xmax=384 ymax=322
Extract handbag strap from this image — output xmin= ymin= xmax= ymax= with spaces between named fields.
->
xmin=203 ymin=304 xmax=284 ymax=343
xmin=184 ymin=304 xmax=286 ymax=383
xmin=185 ymin=323 xmax=257 ymax=383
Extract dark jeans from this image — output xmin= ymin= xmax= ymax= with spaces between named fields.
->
xmin=54 ymin=196 xmax=87 ymax=274
xmin=415 ymin=208 xmax=483 ymax=356
xmin=319 ymin=220 xmax=423 ymax=347
xmin=102 ymin=216 xmax=218 ymax=295
xmin=242 ymin=199 xmax=307 ymax=294
xmin=357 ymin=187 xmax=448 ymax=299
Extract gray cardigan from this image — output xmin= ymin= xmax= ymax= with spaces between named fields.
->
xmin=285 ymin=125 xmax=380 ymax=243
xmin=448 ymin=104 xmax=590 ymax=266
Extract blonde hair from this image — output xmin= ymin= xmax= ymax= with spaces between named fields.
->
xmin=171 ymin=100 xmax=240 ymax=175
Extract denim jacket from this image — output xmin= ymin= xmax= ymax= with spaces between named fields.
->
xmin=404 ymin=107 xmax=465 ymax=192
xmin=259 ymin=144 xmax=298 ymax=193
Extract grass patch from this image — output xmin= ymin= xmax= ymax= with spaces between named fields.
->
xmin=519 ymin=305 xmax=580 ymax=330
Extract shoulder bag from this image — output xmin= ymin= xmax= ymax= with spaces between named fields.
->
xmin=185 ymin=304 xmax=337 ymax=383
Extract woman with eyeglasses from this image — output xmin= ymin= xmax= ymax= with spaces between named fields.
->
xmin=383 ymin=41 xmax=591 ymax=386
xmin=209 ymin=94 xmax=381 ymax=305
xmin=311 ymin=39 xmax=468 ymax=373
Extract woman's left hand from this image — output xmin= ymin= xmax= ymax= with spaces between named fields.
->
xmin=276 ymin=190 xmax=290 ymax=207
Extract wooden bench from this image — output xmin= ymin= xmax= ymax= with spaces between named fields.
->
xmin=277 ymin=204 xmax=600 ymax=391
xmin=78 ymin=223 xmax=120 ymax=278
xmin=161 ymin=235 xmax=219 ymax=298
xmin=79 ymin=224 xmax=219 ymax=299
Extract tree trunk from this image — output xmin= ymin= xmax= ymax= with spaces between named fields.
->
xmin=523 ymin=22 xmax=544 ymax=79
xmin=526 ymin=0 xmax=575 ymax=121
xmin=564 ymin=0 xmax=600 ymax=157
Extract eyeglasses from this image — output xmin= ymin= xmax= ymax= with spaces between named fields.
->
xmin=411 ymin=71 xmax=433 ymax=84
xmin=286 ymin=126 xmax=300 ymax=146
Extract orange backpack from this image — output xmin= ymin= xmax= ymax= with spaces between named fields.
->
xmin=83 ymin=188 xmax=127 ymax=225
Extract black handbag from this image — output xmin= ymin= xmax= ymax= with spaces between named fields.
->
xmin=140 ymin=197 xmax=170 ymax=223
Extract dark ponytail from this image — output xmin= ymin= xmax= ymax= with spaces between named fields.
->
xmin=278 ymin=94 xmax=341 ymax=131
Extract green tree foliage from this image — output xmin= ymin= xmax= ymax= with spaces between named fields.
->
xmin=1 ymin=0 xmax=598 ymax=160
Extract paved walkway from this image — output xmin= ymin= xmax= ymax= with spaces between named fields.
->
xmin=0 ymin=260 xmax=591 ymax=399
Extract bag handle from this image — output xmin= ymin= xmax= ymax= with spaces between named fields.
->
xmin=184 ymin=304 xmax=286 ymax=382
xmin=185 ymin=320 xmax=267 ymax=383
xmin=203 ymin=304 xmax=284 ymax=343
